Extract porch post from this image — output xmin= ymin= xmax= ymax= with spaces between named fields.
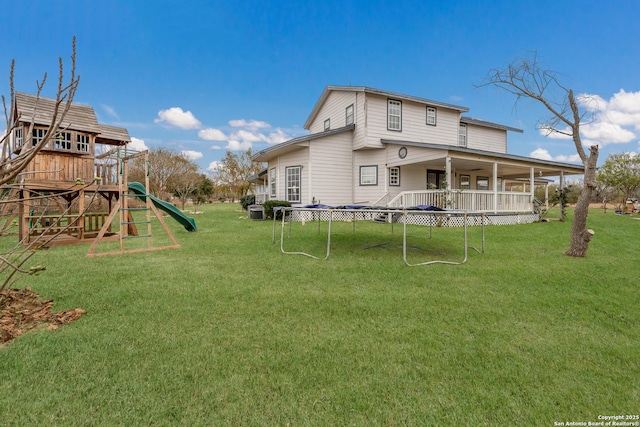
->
xmin=559 ymin=171 xmax=565 ymax=221
xmin=530 ymin=167 xmax=535 ymax=211
xmin=445 ymin=156 xmax=452 ymax=208
xmin=493 ymin=162 xmax=498 ymax=213
xmin=545 ymin=183 xmax=549 ymax=211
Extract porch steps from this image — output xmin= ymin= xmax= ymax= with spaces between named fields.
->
xmin=372 ymin=212 xmax=402 ymax=223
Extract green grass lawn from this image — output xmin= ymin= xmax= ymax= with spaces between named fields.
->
xmin=1 ymin=204 xmax=638 ymax=426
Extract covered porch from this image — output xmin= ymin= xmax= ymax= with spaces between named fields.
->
xmin=379 ymin=141 xmax=584 ymax=214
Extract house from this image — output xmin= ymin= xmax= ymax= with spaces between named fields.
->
xmin=251 ymin=86 xmax=584 ymax=224
xmin=9 ymin=92 xmax=130 ymax=243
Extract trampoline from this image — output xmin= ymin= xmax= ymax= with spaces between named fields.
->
xmin=272 ymin=205 xmax=486 ymax=266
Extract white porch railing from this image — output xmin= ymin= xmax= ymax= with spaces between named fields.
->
xmin=387 ymin=190 xmax=533 ymax=213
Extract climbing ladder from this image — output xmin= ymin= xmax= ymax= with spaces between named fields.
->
xmin=86 ymin=148 xmax=180 ymax=257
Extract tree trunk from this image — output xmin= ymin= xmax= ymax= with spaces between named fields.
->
xmin=565 ymin=187 xmax=594 ymax=256
xmin=565 ymin=147 xmax=599 ymax=257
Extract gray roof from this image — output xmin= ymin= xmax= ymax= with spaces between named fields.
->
xmin=381 ymin=139 xmax=584 ymax=173
xmin=15 ymin=92 xmax=101 ymax=133
xmin=304 ymin=86 xmax=470 ymax=129
xmin=460 ymin=116 xmax=523 ymax=133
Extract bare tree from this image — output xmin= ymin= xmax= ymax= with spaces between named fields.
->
xmin=480 ymin=53 xmax=598 ymax=257
xmin=128 ymin=148 xmax=198 ymax=201
xmin=0 ymin=38 xmax=82 ymax=294
xmin=211 ymin=149 xmax=264 ymax=202
xmin=169 ymin=164 xmax=200 ymax=210
xmin=2 ymin=37 xmax=80 ymax=185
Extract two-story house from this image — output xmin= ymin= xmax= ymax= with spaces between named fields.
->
xmin=251 ymin=86 xmax=583 ymax=223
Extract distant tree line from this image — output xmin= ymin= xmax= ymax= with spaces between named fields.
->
xmin=127 ymin=147 xmax=264 ymax=207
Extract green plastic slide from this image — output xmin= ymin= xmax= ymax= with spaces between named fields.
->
xmin=127 ymin=182 xmax=197 ymax=232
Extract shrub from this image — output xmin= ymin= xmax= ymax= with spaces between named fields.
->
xmin=263 ymin=200 xmax=291 ymax=219
xmin=239 ymin=195 xmax=256 ymax=211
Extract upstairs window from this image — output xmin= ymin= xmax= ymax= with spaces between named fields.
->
xmin=324 ymin=118 xmax=330 ymax=131
xmin=345 ymin=104 xmax=354 ymax=126
xmin=54 ymin=131 xmax=72 ymax=150
xmin=426 ymin=107 xmax=437 ymax=126
xmin=387 ymin=100 xmax=402 ymax=131
xmin=76 ymin=134 xmax=89 ymax=152
xmin=458 ymin=124 xmax=467 ymax=147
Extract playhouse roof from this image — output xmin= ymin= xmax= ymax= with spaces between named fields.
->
xmin=15 ymin=92 xmax=101 ymax=133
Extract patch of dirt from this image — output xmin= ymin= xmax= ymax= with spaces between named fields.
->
xmin=0 ymin=287 xmax=86 ymax=346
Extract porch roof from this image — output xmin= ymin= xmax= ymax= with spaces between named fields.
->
xmin=381 ymin=139 xmax=585 ymax=177
xmin=251 ymin=124 xmax=355 ymax=162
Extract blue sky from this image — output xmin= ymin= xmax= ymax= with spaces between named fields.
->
xmin=2 ymin=0 xmax=639 ymax=173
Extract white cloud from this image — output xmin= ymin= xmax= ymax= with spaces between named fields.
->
xmin=576 ymin=89 xmax=640 ymax=146
xmin=207 ymin=161 xmax=222 ymax=172
xmin=226 ymin=140 xmax=253 ymax=151
xmin=155 ymin=107 xmax=202 ymax=130
xmin=536 ymin=89 xmax=640 ymax=150
xmin=265 ymin=128 xmax=289 ymax=144
xmin=581 ymin=120 xmax=636 ymax=146
xmin=197 ymin=118 xmax=294 ymax=152
xmin=230 ymin=129 xmax=265 ymax=143
xmin=229 ymin=119 xmax=270 ymax=130
xmin=198 ymin=128 xmax=226 ymax=141
xmin=181 ymin=150 xmax=203 ymax=161
xmin=530 ymin=148 xmax=581 ymax=163
xmin=128 ymin=137 xmax=148 ymax=151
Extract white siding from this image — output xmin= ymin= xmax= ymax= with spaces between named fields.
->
xmin=268 ymin=147 xmax=309 ymax=204
xmin=308 ymin=91 xmax=358 ymax=134
xmin=308 ymin=132 xmax=354 ymax=205
xmin=466 ymin=124 xmax=507 ymax=153
xmin=386 ymin=163 xmax=428 ymax=200
xmin=352 ymin=150 xmax=388 ymax=204
xmin=386 ymin=145 xmax=448 ymax=167
xmin=362 ymin=93 xmax=460 ymax=149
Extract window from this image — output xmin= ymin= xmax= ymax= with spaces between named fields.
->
xmin=360 ymin=166 xmax=378 ymax=186
xmin=13 ymin=127 xmax=23 ymax=149
xmin=389 ymin=167 xmax=400 ymax=186
xmin=324 ymin=118 xmax=330 ymax=131
xmin=476 ymin=176 xmax=489 ymax=191
xmin=458 ymin=123 xmax=467 ymax=147
xmin=345 ymin=104 xmax=354 ymax=126
xmin=387 ymin=99 xmax=402 ymax=131
xmin=32 ymin=128 xmax=46 ymax=147
xmin=285 ymin=166 xmax=301 ymax=203
xmin=76 ymin=134 xmax=89 ymax=152
xmin=54 ymin=131 xmax=72 ymax=150
xmin=269 ymin=168 xmax=277 ymax=198
xmin=460 ymin=174 xmax=470 ymax=190
xmin=426 ymin=106 xmax=437 ymax=126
